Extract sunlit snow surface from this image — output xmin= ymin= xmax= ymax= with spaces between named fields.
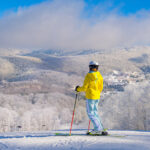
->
xmin=0 ymin=130 xmax=150 ymax=150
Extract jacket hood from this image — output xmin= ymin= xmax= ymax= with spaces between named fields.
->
xmin=88 ymin=71 xmax=100 ymax=81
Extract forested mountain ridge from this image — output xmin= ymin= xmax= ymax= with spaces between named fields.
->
xmin=0 ymin=46 xmax=150 ymax=132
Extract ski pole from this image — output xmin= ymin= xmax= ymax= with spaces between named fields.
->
xmin=69 ymin=93 xmax=78 ymax=136
xmin=88 ymin=120 xmax=91 ymax=132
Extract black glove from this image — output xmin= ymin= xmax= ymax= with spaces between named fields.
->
xmin=75 ymin=85 xmax=80 ymax=92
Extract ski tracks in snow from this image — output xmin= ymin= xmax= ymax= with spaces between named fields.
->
xmin=0 ymin=131 xmax=150 ymax=150
xmin=0 ymin=136 xmax=101 ymax=150
xmin=0 ymin=142 xmax=8 ymax=150
xmin=50 ymin=136 xmax=90 ymax=150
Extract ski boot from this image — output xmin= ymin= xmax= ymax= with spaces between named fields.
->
xmin=87 ymin=130 xmax=108 ymax=136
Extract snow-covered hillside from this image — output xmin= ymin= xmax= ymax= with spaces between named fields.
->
xmin=0 ymin=47 xmax=150 ymax=132
xmin=0 ymin=130 xmax=150 ymax=150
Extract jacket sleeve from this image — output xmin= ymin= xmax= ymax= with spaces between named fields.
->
xmin=77 ymin=74 xmax=89 ymax=92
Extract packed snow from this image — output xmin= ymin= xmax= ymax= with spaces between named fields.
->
xmin=0 ymin=130 xmax=150 ymax=150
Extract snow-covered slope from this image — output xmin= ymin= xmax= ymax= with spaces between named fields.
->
xmin=0 ymin=130 xmax=150 ymax=150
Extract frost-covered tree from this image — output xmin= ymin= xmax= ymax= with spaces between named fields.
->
xmin=100 ymin=81 xmax=150 ymax=130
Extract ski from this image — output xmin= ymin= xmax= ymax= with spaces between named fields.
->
xmin=55 ymin=133 xmax=85 ymax=136
xmin=55 ymin=132 xmax=126 ymax=137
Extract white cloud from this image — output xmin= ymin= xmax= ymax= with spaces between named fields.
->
xmin=0 ymin=0 xmax=150 ymax=50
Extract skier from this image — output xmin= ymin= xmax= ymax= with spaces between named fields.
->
xmin=75 ymin=61 xmax=108 ymax=135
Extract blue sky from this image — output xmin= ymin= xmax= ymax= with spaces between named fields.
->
xmin=85 ymin=0 xmax=150 ymax=14
xmin=0 ymin=0 xmax=150 ymax=18
xmin=0 ymin=0 xmax=46 ymax=17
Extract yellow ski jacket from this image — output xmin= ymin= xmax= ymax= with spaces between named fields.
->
xmin=77 ymin=71 xmax=103 ymax=100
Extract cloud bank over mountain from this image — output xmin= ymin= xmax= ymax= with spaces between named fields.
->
xmin=0 ymin=0 xmax=150 ymax=50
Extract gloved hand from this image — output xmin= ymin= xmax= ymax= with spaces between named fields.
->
xmin=75 ymin=85 xmax=80 ymax=92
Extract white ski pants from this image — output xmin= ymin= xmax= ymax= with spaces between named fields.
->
xmin=86 ymin=99 xmax=104 ymax=131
